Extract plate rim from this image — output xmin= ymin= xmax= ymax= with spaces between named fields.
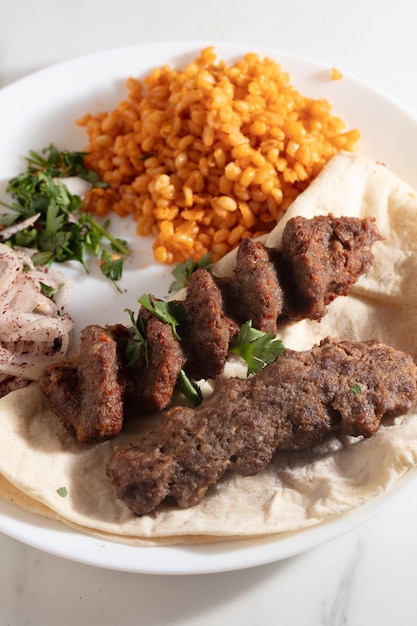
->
xmin=1 ymin=40 xmax=417 ymax=574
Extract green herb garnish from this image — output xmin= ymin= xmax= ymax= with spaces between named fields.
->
xmin=0 ymin=144 xmax=130 ymax=286
xmin=100 ymin=248 xmax=125 ymax=284
xmin=137 ymin=294 xmax=203 ymax=405
xmin=177 ymin=369 xmax=203 ymax=406
xmin=139 ymin=153 xmax=154 ymax=162
xmin=137 ymin=294 xmax=186 ymax=340
xmin=56 ymin=486 xmax=68 ymax=497
xmin=168 ymin=253 xmax=212 ymax=293
xmin=39 ymin=281 xmax=61 ymax=299
xmin=230 ymin=320 xmax=285 ymax=375
xmin=351 ymin=384 xmax=362 ymax=394
xmin=24 ymin=144 xmax=108 ymax=188
xmin=124 ymin=308 xmax=149 ymax=368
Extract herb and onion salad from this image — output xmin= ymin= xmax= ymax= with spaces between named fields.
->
xmin=0 ymin=243 xmax=74 ymax=398
xmin=0 ymin=144 xmax=130 ymax=289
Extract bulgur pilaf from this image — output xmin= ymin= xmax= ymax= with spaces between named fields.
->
xmin=77 ymin=47 xmax=359 ymax=264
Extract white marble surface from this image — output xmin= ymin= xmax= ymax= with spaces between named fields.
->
xmin=2 ymin=0 xmax=417 ymax=624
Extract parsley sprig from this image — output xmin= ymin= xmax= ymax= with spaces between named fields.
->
xmin=23 ymin=144 xmax=108 ymax=187
xmin=177 ymin=370 xmax=203 ymax=407
xmin=0 ymin=144 xmax=130 ymax=287
xmin=231 ymin=321 xmax=285 ymax=375
xmin=137 ymin=294 xmax=187 ymax=340
xmin=136 ymin=294 xmax=202 ymax=405
xmin=168 ymin=253 xmax=212 ymax=293
xmin=124 ymin=308 xmax=149 ymax=368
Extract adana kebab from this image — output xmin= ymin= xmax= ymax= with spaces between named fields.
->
xmin=39 ymin=213 xmax=381 ymax=443
xmin=107 ymin=337 xmax=417 ymax=515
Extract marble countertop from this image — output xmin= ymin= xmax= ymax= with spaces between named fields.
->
xmin=2 ymin=1 xmax=417 ymax=624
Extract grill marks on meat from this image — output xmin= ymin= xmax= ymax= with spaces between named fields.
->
xmin=39 ymin=320 xmax=185 ymax=443
xmin=107 ymin=338 xmax=417 ymax=515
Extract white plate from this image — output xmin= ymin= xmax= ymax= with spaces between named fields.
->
xmin=1 ymin=41 xmax=417 ymax=575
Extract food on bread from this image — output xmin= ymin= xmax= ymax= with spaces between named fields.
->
xmin=39 ymin=320 xmax=186 ymax=443
xmin=217 ymin=214 xmax=381 ymax=331
xmin=1 ymin=152 xmax=417 ymax=546
xmin=39 ymin=213 xmax=381 ymax=443
xmin=107 ymin=338 xmax=417 ymax=515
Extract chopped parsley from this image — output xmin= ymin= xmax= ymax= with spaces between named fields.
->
xmin=39 ymin=281 xmax=61 ymax=299
xmin=351 ymin=384 xmax=362 ymax=394
xmin=124 ymin=308 xmax=149 ymax=368
xmin=23 ymin=144 xmax=108 ymax=187
xmin=56 ymin=486 xmax=68 ymax=498
xmin=137 ymin=294 xmax=187 ymax=340
xmin=0 ymin=144 xmax=130 ymax=287
xmin=168 ymin=253 xmax=212 ymax=293
xmin=177 ymin=370 xmax=203 ymax=407
xmin=230 ymin=320 xmax=285 ymax=375
xmin=136 ymin=294 xmax=203 ymax=405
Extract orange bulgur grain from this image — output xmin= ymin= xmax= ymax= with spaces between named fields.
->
xmin=331 ymin=67 xmax=343 ymax=81
xmin=78 ymin=47 xmax=359 ymax=264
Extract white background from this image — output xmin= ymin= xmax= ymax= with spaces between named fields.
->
xmin=1 ymin=1 xmax=417 ymax=624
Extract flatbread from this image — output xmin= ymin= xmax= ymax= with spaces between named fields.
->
xmin=1 ymin=150 xmax=417 ymax=545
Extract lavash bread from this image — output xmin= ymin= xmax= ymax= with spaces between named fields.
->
xmin=1 ymin=151 xmax=417 ymax=545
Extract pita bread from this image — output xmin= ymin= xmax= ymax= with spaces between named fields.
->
xmin=1 ymin=150 xmax=417 ymax=545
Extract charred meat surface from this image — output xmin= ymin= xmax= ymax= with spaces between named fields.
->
xmin=107 ymin=338 xmax=417 ymax=515
xmin=219 ymin=237 xmax=284 ymax=334
xmin=182 ymin=269 xmax=238 ymax=379
xmin=39 ymin=213 xmax=382 ymax=442
xmin=129 ymin=311 xmax=186 ymax=414
xmin=279 ymin=214 xmax=381 ymax=320
xmin=39 ymin=325 xmax=125 ymax=443
xmin=39 ymin=318 xmax=185 ymax=442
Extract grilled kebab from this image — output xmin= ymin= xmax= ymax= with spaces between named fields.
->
xmin=39 ymin=214 xmax=381 ymax=442
xmin=107 ymin=337 xmax=417 ymax=515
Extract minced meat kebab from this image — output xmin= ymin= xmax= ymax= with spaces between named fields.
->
xmin=107 ymin=337 xmax=417 ymax=515
xmin=39 ymin=213 xmax=381 ymax=443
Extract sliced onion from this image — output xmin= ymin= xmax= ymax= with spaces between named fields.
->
xmin=0 ymin=243 xmax=74 ymax=396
